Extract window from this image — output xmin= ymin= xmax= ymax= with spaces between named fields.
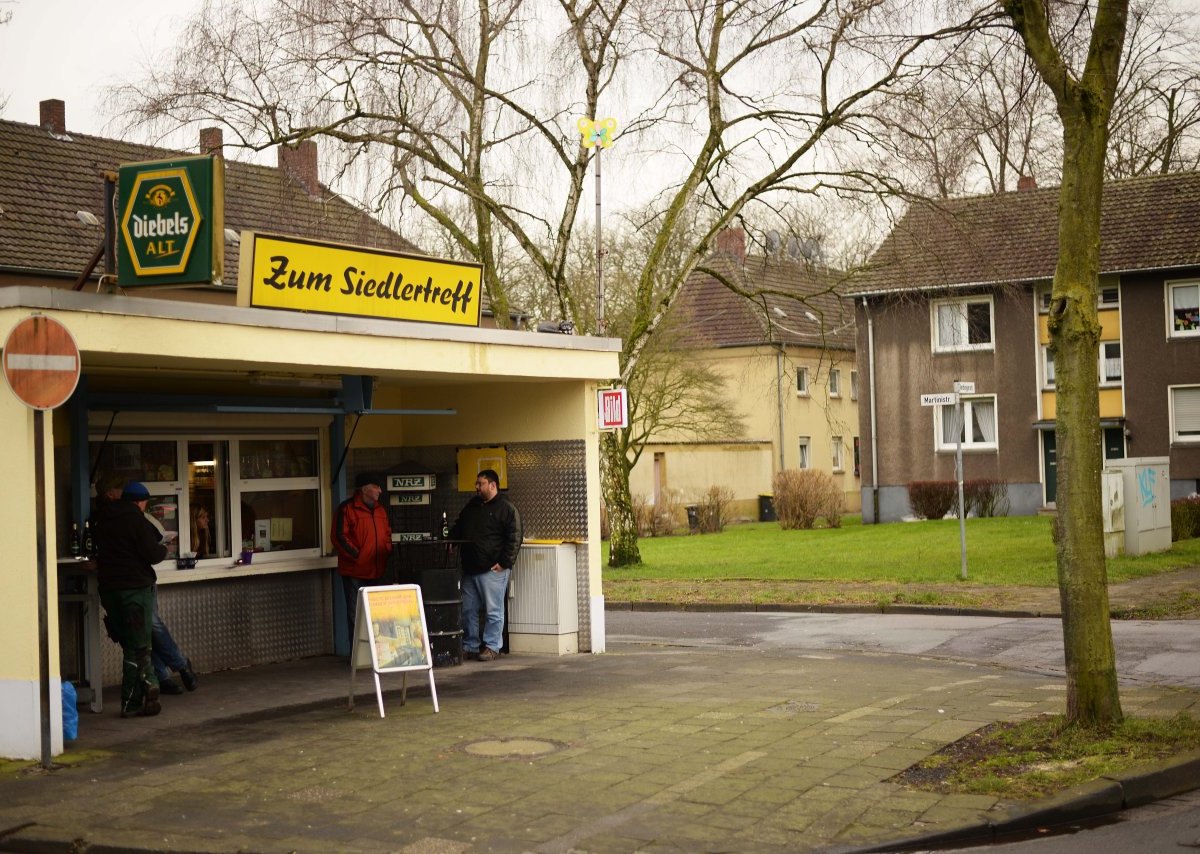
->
xmin=798 ymin=437 xmax=811 ymax=469
xmin=90 ymin=434 xmax=322 ymax=567
xmin=1038 ymin=289 xmax=1052 ymax=313
xmin=796 ymin=366 xmax=809 ymax=396
xmin=1100 ymin=342 xmax=1122 ymax=385
xmin=1169 ymin=282 xmax=1199 ymax=336
xmin=829 ymin=369 xmax=841 ymax=397
xmin=1171 ymin=386 xmax=1200 ymax=443
xmin=1042 ymin=346 xmax=1056 ymax=388
xmin=850 ymin=370 xmax=859 ymax=401
xmin=852 ymin=437 xmax=861 ymax=477
xmin=933 ymin=297 xmax=993 ymax=352
xmin=936 ymin=395 xmax=998 ymax=451
xmin=831 ymin=436 xmax=844 ymax=471
xmin=1099 ymin=286 xmax=1119 ymax=307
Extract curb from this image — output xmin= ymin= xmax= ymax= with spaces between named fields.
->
xmin=837 ymin=750 xmax=1200 ymax=853
xmin=606 ymin=601 xmax=1053 ymax=618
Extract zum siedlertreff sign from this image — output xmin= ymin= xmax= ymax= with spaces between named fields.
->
xmin=117 ymin=155 xmax=224 ymax=287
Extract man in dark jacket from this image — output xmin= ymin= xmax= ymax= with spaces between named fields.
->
xmin=332 ymin=472 xmax=393 ymax=649
xmin=451 ymin=469 xmax=522 ymax=661
xmin=95 ymin=481 xmax=167 ymax=717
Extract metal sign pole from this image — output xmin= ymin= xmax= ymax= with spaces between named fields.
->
xmin=34 ymin=409 xmax=52 ymax=769
xmin=595 ymin=147 xmax=603 ymax=335
xmin=955 ymin=394 xmax=968 ymax=580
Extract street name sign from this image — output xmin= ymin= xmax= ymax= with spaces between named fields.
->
xmin=920 ymin=393 xmax=957 ymax=407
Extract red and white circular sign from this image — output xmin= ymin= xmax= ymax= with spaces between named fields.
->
xmin=2 ymin=315 xmax=81 ymax=410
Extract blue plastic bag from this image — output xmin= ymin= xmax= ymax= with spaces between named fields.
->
xmin=61 ymin=681 xmax=79 ymax=741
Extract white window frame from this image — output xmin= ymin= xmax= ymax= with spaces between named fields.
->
xmin=932 ymin=296 xmax=994 ymax=353
xmin=1042 ymin=345 xmax=1056 ymax=388
xmin=1099 ymin=341 xmax=1122 ymax=386
xmin=829 ymin=368 xmax=841 ymax=398
xmin=935 ymin=394 xmax=999 ymax=452
xmin=796 ymin=366 xmax=809 ymax=396
xmin=1170 ymin=385 xmax=1200 ymax=444
xmin=831 ymin=436 xmax=844 ymax=472
xmin=798 ymin=436 xmax=811 ymax=469
xmin=88 ymin=432 xmax=324 ymax=570
xmin=1167 ymin=280 xmax=1200 ymax=338
xmin=850 ymin=370 xmax=859 ymax=401
xmin=1099 ymin=285 xmax=1120 ymax=307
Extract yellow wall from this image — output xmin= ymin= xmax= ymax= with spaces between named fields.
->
xmin=629 ymin=344 xmax=861 ymax=512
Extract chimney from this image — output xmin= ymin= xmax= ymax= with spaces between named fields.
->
xmin=278 ymin=139 xmax=320 ymax=196
xmin=40 ymin=99 xmax=66 ymax=135
xmin=199 ymin=127 xmax=224 ymax=157
xmin=1017 ymin=175 xmax=1038 ymax=192
xmin=715 ymin=226 xmax=746 ymax=261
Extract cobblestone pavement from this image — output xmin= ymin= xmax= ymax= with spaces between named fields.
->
xmin=2 ymin=635 xmax=1198 ymax=853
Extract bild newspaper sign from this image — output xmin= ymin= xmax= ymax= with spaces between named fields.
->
xmin=597 ymin=387 xmax=628 ymax=430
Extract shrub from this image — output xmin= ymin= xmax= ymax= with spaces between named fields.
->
xmin=774 ymin=469 xmax=844 ymax=530
xmin=695 ymin=485 xmax=735 ymax=533
xmin=632 ymin=490 xmax=684 ymax=537
xmin=963 ymin=479 xmax=1010 ymax=518
xmin=907 ymin=481 xmax=957 ymax=520
xmin=1172 ymin=496 xmax=1200 ymax=542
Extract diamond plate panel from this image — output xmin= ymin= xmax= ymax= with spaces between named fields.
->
xmin=101 ymin=571 xmax=333 ymax=685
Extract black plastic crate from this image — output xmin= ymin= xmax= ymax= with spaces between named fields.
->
xmin=430 ymin=632 xmax=463 ymax=667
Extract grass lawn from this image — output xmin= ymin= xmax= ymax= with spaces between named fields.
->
xmin=604 ymin=518 xmax=1200 ymax=609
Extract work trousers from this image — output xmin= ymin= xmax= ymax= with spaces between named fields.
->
xmin=99 ymin=586 xmax=158 ymax=714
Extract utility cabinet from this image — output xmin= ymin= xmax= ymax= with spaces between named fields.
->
xmin=509 ymin=543 xmax=579 ymax=655
xmin=1104 ymin=457 xmax=1172 ymax=556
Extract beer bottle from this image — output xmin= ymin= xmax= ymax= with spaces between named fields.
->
xmin=440 ymin=512 xmax=450 ymax=540
xmin=70 ymin=522 xmax=81 ymax=558
xmin=82 ymin=520 xmax=96 ymax=558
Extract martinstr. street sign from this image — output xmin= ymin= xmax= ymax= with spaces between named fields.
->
xmin=920 ymin=393 xmax=957 ymax=407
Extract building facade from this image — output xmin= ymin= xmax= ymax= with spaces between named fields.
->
xmin=852 ymin=172 xmax=1200 ymax=523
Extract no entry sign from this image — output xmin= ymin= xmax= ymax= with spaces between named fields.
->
xmin=2 ymin=315 xmax=81 ymax=410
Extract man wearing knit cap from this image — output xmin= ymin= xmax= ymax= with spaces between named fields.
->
xmin=94 ymin=481 xmax=167 ymax=717
xmin=332 ymin=472 xmax=393 ymax=649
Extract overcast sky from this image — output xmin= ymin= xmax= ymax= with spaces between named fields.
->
xmin=0 ymin=0 xmax=198 ymax=138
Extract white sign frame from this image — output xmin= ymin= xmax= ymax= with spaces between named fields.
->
xmin=597 ymin=387 xmax=629 ymax=430
xmin=348 ymin=584 xmax=440 ymax=717
xmin=920 ymin=392 xmax=957 ymax=407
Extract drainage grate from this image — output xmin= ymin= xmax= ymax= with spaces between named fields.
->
xmin=461 ymin=738 xmax=562 ymax=758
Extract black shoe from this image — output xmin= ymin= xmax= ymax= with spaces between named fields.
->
xmin=178 ymin=661 xmax=198 ymax=692
xmin=120 ymin=698 xmax=163 ymax=718
xmin=158 ymin=679 xmax=184 ymax=695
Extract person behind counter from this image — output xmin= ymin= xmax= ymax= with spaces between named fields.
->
xmin=332 ymin=472 xmax=393 ymax=649
xmin=450 ymin=468 xmax=522 ymax=662
xmin=94 ymin=481 xmax=166 ymax=718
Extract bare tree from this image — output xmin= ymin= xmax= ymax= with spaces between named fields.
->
xmin=1002 ymin=0 xmax=1128 ymax=727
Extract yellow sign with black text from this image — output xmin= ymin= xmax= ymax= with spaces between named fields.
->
xmin=238 ymin=232 xmax=482 ymax=327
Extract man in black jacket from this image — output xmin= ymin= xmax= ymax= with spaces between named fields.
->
xmin=451 ymin=469 xmax=522 ymax=661
xmin=95 ymin=482 xmax=167 ymax=717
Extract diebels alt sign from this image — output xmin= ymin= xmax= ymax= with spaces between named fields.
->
xmin=117 ymin=155 xmax=224 ymax=287
xmin=239 ymin=232 xmax=483 ymax=327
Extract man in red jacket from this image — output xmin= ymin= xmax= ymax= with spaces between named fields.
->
xmin=332 ymin=472 xmax=393 ymax=649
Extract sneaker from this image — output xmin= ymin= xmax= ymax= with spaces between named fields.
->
xmin=478 ymin=648 xmax=498 ymax=662
xmin=178 ymin=660 xmax=198 ymax=692
xmin=158 ymin=679 xmax=184 ymax=695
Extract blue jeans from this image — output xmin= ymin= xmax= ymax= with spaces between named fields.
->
xmin=462 ymin=569 xmax=510 ymax=653
xmin=151 ymin=587 xmax=188 ymax=682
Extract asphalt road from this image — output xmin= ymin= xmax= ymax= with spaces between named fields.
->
xmin=605 ymin=610 xmax=1200 ymax=688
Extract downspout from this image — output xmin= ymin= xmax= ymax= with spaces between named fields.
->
xmin=863 ymin=297 xmax=880 ymax=523
xmin=775 ymin=343 xmax=786 ymax=473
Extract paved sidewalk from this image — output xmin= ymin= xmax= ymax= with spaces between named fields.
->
xmin=2 ymin=639 xmax=1198 ymax=853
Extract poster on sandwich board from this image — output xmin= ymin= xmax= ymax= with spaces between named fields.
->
xmin=348 ymin=584 xmax=439 ymax=717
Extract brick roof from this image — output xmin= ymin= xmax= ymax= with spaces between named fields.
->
xmin=853 ymin=170 xmax=1200 ymax=295
xmin=0 ymin=118 xmax=420 ymax=283
xmin=673 ymin=250 xmax=855 ymax=351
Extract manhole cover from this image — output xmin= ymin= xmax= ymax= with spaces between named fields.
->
xmin=462 ymin=738 xmax=561 ymax=758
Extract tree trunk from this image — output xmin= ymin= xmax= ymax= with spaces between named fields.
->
xmin=1050 ymin=110 xmax=1123 ymax=726
xmin=601 ymin=431 xmax=641 ymax=567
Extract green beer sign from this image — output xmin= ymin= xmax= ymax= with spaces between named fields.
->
xmin=117 ymin=155 xmax=224 ymax=287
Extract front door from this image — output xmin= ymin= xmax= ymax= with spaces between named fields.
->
xmin=1042 ymin=429 xmax=1056 ymax=505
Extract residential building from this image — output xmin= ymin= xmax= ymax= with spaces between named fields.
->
xmin=851 ymin=172 xmax=1200 ymax=523
xmin=629 ymin=228 xmax=860 ymax=520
